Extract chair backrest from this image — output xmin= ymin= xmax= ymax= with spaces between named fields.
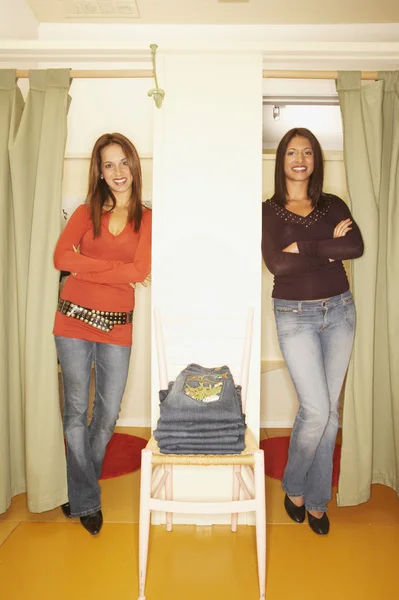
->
xmin=154 ymin=308 xmax=253 ymax=414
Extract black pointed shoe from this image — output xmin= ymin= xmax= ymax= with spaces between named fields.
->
xmin=80 ymin=510 xmax=103 ymax=536
xmin=307 ymin=511 xmax=330 ymax=535
xmin=61 ymin=503 xmax=72 ymax=519
xmin=284 ymin=494 xmax=305 ymax=523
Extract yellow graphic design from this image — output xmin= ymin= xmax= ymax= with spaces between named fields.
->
xmin=184 ymin=373 xmax=226 ymax=402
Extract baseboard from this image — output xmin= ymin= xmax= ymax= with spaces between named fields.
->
xmin=260 ymin=420 xmax=294 ymax=428
xmin=116 ymin=418 xmax=151 ymax=428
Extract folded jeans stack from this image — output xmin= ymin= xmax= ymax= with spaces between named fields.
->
xmin=154 ymin=363 xmax=246 ymax=454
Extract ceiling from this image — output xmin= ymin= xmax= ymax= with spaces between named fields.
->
xmin=24 ymin=0 xmax=399 ymax=25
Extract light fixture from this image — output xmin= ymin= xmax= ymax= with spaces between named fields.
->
xmin=264 ymin=95 xmax=339 ymax=106
xmin=60 ymin=0 xmax=140 ymax=18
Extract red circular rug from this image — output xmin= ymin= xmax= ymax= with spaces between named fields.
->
xmin=99 ymin=433 xmax=148 ymax=480
xmin=260 ymin=437 xmax=342 ymax=487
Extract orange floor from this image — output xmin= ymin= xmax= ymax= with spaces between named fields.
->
xmin=1 ymin=428 xmax=398 ymax=600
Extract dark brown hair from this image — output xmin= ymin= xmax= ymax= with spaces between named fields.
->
xmin=87 ymin=132 xmax=143 ymax=237
xmin=272 ymin=127 xmax=324 ymax=208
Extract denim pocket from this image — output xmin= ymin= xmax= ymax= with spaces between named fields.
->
xmin=183 ymin=373 xmax=225 ymax=404
xmin=343 ymin=298 xmax=356 ymax=330
xmin=274 ymin=307 xmax=302 ymax=337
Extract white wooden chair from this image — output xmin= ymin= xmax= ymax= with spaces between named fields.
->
xmin=138 ymin=309 xmax=266 ymax=600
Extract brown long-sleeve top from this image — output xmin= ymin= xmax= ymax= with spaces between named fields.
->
xmin=261 ymin=194 xmax=364 ymax=300
xmin=53 ymin=204 xmax=152 ymax=346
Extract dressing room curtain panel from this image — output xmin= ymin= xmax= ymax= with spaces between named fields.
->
xmin=337 ymin=71 xmax=399 ymax=506
xmin=0 ymin=70 xmax=25 ymax=514
xmin=0 ymin=69 xmax=71 ymax=513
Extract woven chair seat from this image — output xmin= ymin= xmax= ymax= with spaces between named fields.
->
xmin=146 ymin=427 xmax=258 ymax=466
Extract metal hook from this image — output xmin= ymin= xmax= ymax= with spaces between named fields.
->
xmin=148 ymin=44 xmax=165 ymax=109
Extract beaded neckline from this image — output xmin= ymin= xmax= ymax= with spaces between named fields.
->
xmin=268 ymin=196 xmax=332 ymax=228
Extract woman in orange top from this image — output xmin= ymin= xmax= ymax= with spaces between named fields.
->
xmin=54 ymin=132 xmax=151 ymax=535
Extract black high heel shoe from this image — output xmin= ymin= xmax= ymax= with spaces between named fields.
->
xmin=61 ymin=503 xmax=72 ymax=519
xmin=307 ymin=511 xmax=330 ymax=535
xmin=284 ymin=494 xmax=305 ymax=523
xmin=80 ymin=510 xmax=103 ymax=536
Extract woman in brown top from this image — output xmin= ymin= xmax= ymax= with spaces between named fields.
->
xmin=262 ymin=128 xmax=363 ymax=535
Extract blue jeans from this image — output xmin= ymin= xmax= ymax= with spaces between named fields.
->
xmin=158 ymin=364 xmax=244 ymax=424
xmin=273 ymin=291 xmax=355 ymax=512
xmin=154 ymin=364 xmax=246 ymax=454
xmin=55 ymin=336 xmax=131 ymax=517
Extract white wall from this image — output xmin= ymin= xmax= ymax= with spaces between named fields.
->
xmin=38 ymin=23 xmax=399 ymax=43
xmin=63 ymin=72 xmax=154 ymax=157
xmin=150 ymin=51 xmax=263 ymax=524
xmin=0 ymin=0 xmax=38 ymax=39
xmin=151 ymin=52 xmax=263 ymax=432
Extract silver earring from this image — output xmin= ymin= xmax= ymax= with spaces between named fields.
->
xmin=100 ymin=174 xmax=104 ymax=179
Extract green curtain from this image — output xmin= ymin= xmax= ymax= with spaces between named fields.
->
xmin=0 ymin=69 xmax=71 ymax=513
xmin=337 ymin=71 xmax=399 ymax=506
xmin=0 ymin=71 xmax=25 ymax=513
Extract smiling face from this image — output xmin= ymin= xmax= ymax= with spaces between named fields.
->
xmin=100 ymin=143 xmax=133 ymax=197
xmin=284 ymin=135 xmax=315 ymax=185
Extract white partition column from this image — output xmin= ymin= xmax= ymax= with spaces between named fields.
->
xmin=151 ymin=52 xmax=263 ymax=525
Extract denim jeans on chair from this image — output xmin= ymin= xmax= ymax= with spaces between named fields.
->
xmin=158 ymin=364 xmax=244 ymax=424
xmin=154 ymin=364 xmax=246 ymax=454
xmin=273 ymin=290 xmax=355 ymax=513
xmin=55 ymin=336 xmax=131 ymax=517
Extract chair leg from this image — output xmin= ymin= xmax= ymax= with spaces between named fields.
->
xmin=165 ymin=465 xmax=173 ymax=531
xmin=254 ymin=450 xmax=266 ymax=600
xmin=138 ymin=449 xmax=153 ymax=600
xmin=231 ymin=465 xmax=241 ymax=532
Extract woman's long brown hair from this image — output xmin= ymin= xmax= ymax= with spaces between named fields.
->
xmin=87 ymin=132 xmax=143 ymax=237
xmin=273 ymin=127 xmax=324 ymax=208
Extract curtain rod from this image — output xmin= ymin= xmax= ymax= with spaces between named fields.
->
xmin=15 ymin=69 xmax=154 ymax=79
xmin=263 ymin=70 xmax=378 ymax=80
xmin=14 ymin=69 xmax=378 ymax=80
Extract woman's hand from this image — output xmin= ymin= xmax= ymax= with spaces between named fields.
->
xmin=129 ymin=273 xmax=152 ymax=289
xmin=141 ymin=273 xmax=152 ymax=287
xmin=333 ymin=219 xmax=352 ymax=238
xmin=282 ymin=242 xmax=299 ymax=254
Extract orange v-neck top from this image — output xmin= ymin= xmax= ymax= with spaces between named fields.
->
xmin=53 ymin=204 xmax=152 ymax=346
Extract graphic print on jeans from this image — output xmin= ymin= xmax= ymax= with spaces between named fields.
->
xmin=273 ymin=291 xmax=355 ymax=513
xmin=184 ymin=368 xmax=229 ymax=403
